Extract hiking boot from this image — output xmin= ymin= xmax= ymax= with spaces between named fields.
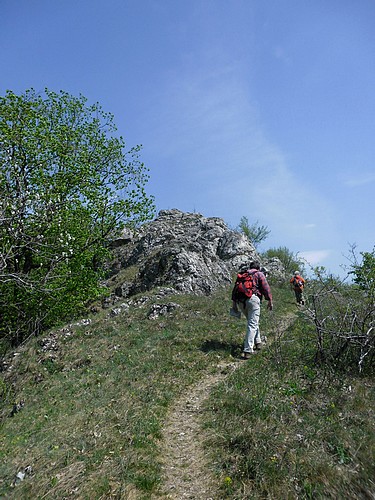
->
xmin=242 ymin=351 xmax=254 ymax=359
xmin=230 ymin=308 xmax=241 ymax=319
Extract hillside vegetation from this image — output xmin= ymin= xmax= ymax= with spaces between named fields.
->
xmin=1 ymin=281 xmax=374 ymax=499
xmin=2 ymin=89 xmax=373 ymax=499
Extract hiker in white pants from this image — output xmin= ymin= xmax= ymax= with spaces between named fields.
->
xmin=231 ymin=260 xmax=273 ymax=360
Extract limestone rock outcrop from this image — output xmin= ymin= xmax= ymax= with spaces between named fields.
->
xmin=107 ymin=209 xmax=282 ymax=298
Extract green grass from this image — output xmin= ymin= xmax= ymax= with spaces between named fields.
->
xmin=203 ymin=310 xmax=375 ymax=499
xmin=1 ymin=285 xmax=374 ymax=498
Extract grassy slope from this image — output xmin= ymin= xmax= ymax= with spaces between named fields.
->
xmin=0 ymin=284 xmax=374 ymax=499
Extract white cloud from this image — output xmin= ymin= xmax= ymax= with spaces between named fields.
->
xmin=341 ymin=170 xmax=375 ymax=187
xmin=143 ymin=53 xmax=339 ymax=254
xmin=299 ymin=250 xmax=332 ymax=266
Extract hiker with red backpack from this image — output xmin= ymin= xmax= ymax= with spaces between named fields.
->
xmin=231 ymin=260 xmax=273 ymax=360
xmin=290 ymin=271 xmax=306 ymax=305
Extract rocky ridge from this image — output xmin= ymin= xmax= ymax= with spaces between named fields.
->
xmin=106 ymin=209 xmax=284 ymax=301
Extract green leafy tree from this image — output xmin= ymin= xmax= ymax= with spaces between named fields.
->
xmin=238 ymin=216 xmax=270 ymax=248
xmin=263 ymin=246 xmax=304 ymax=275
xmin=0 ymin=88 xmax=155 ymax=347
xmin=350 ymin=246 xmax=375 ymax=300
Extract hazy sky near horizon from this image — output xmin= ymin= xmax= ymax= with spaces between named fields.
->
xmin=1 ymin=0 xmax=374 ymax=276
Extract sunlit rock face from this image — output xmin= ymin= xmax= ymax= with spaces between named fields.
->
xmin=108 ymin=209 xmax=282 ymax=298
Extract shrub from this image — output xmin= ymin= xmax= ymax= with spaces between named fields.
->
xmin=304 ymin=253 xmax=374 ymax=374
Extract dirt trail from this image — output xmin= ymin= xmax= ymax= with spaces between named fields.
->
xmin=158 ymin=361 xmax=239 ymax=499
xmin=158 ymin=313 xmax=296 ymax=499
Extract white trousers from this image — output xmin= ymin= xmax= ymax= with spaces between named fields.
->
xmin=239 ymin=295 xmax=261 ymax=352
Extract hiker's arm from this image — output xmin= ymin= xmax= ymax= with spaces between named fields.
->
xmin=258 ymin=273 xmax=273 ymax=306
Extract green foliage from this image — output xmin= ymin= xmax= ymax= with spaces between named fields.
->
xmin=350 ymin=246 xmax=375 ymax=300
xmin=238 ymin=216 xmax=270 ymax=248
xmin=263 ymin=245 xmax=304 ymax=275
xmin=0 ymin=88 xmax=155 ymax=347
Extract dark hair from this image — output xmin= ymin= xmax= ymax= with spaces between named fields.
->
xmin=249 ymin=260 xmax=261 ymax=270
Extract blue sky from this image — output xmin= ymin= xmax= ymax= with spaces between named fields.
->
xmin=1 ymin=0 xmax=374 ymax=277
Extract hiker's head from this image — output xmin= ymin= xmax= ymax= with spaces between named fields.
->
xmin=250 ymin=260 xmax=261 ymax=270
xmin=294 ymin=271 xmax=300 ymax=276
xmin=238 ymin=262 xmax=249 ymax=273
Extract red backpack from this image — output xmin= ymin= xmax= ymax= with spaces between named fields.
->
xmin=293 ymin=276 xmax=304 ymax=290
xmin=232 ymin=270 xmax=256 ymax=303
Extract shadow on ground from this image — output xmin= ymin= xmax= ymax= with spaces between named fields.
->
xmin=200 ymin=339 xmax=242 ymax=357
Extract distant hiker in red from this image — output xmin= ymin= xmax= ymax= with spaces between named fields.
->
xmin=231 ymin=260 xmax=273 ymax=359
xmin=290 ymin=271 xmax=306 ymax=305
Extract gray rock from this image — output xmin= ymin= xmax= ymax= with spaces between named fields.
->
xmin=263 ymin=257 xmax=286 ymax=284
xmin=148 ymin=302 xmax=181 ymax=319
xmin=107 ymin=209 xmax=276 ymax=297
